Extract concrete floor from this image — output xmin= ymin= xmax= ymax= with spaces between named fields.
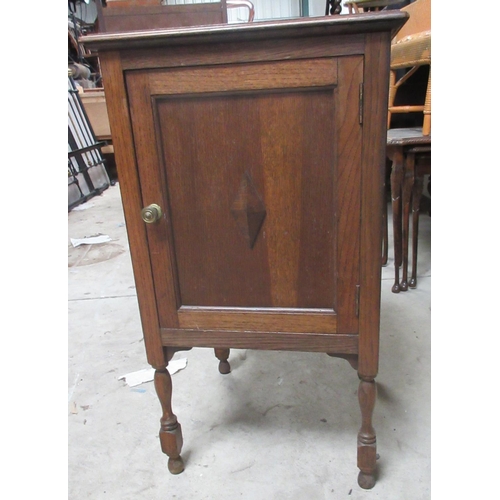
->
xmin=68 ymin=184 xmax=430 ymax=499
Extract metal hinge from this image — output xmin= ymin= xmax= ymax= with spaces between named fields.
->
xmin=359 ymin=83 xmax=364 ymax=125
xmin=355 ymin=285 xmax=360 ymax=317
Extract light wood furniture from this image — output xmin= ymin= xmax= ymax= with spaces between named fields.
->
xmin=344 ymin=0 xmax=402 ymax=14
xmin=83 ymin=11 xmax=407 ymax=489
xmin=79 ymin=89 xmax=112 ymax=142
xmin=388 ymin=0 xmax=431 ymax=135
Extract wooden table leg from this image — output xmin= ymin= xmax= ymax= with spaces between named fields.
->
xmin=382 ymin=182 xmax=389 ymax=267
xmin=409 ymin=167 xmax=425 ymax=288
xmin=388 ymin=146 xmax=404 ymax=293
xmin=400 ymin=152 xmax=415 ymax=291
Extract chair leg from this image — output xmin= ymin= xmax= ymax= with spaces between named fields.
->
xmin=401 ymin=152 xmax=415 ymax=291
xmin=389 ymin=147 xmax=404 ymax=293
xmin=382 ymin=181 xmax=389 ymax=267
xmin=409 ymin=174 xmax=424 ymax=288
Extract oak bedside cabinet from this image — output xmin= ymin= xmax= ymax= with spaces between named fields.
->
xmin=83 ymin=11 xmax=407 ymax=489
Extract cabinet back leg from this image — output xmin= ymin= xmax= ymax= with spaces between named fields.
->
xmin=214 ymin=348 xmax=231 ymax=374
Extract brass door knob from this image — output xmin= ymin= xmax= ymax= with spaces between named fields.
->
xmin=141 ymin=204 xmax=162 ymax=224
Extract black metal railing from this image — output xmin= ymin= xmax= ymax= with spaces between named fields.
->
xmin=68 ymin=76 xmax=110 ymax=211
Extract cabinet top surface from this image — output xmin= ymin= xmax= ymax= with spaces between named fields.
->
xmin=82 ymin=12 xmax=407 ymax=51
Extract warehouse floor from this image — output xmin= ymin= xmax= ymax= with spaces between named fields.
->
xmin=68 ymin=184 xmax=431 ymax=499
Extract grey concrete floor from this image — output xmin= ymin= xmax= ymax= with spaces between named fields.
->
xmin=68 ymin=184 xmax=430 ymax=499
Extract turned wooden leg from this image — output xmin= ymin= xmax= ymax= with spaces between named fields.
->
xmin=389 ymin=147 xmax=404 ymax=293
xmin=154 ymin=359 xmax=184 ymax=474
xmin=214 ymin=348 xmax=231 ymax=374
xmin=357 ymin=378 xmax=377 ymax=489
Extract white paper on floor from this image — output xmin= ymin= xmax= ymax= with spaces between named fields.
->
xmin=118 ymin=358 xmax=188 ymax=387
xmin=71 ymin=203 xmax=95 ymax=211
xmin=70 ymin=234 xmax=112 ymax=247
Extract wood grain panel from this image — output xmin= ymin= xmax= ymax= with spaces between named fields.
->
xmin=161 ymin=328 xmax=358 ymax=354
xmin=260 ymin=93 xmax=302 ymax=307
xmin=147 ymin=59 xmax=337 ymax=95
xmin=119 ymin=35 xmax=365 ymax=71
xmin=259 ymin=89 xmax=335 ymax=308
xmin=156 ymin=92 xmax=272 ymax=308
xmin=296 ymin=86 xmax=336 ymax=309
xmin=178 ymin=306 xmax=337 ymax=334
xmin=156 ymin=87 xmax=336 ymax=309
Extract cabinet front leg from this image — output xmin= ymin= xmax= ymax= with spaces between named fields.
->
xmin=214 ymin=348 xmax=231 ymax=374
xmin=154 ymin=364 xmax=184 ymax=474
xmin=357 ymin=377 xmax=377 ymax=489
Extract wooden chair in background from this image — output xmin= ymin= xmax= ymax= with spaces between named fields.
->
xmin=387 ymin=129 xmax=430 ymax=293
xmin=387 ymin=0 xmax=431 ymax=135
xmin=385 ymin=0 xmax=431 ymax=293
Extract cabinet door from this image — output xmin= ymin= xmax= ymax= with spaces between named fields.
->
xmin=126 ymin=56 xmax=363 ymax=340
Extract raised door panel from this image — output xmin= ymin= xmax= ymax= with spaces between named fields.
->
xmin=156 ymin=89 xmax=335 ymax=309
xmin=125 ymin=56 xmax=363 ymax=341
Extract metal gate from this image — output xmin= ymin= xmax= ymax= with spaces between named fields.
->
xmin=68 ymin=76 xmax=110 ymax=211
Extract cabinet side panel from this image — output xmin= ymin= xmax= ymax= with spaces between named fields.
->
xmin=335 ymin=56 xmax=364 ymax=333
xmin=358 ymin=32 xmax=392 ymax=377
xmin=98 ymin=52 xmax=165 ymax=367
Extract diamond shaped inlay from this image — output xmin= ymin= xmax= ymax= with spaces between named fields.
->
xmin=230 ymin=171 xmax=266 ymax=249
